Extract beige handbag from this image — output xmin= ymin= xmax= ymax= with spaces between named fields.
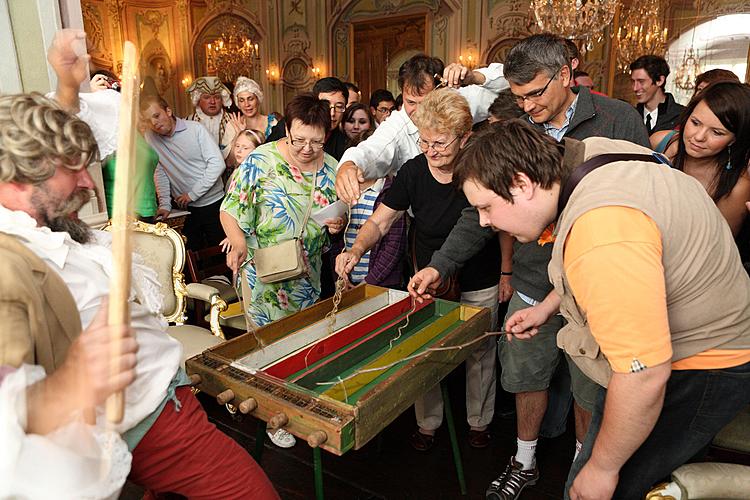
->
xmin=253 ymin=170 xmax=317 ymax=284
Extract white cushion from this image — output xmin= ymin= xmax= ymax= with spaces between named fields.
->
xmin=168 ymin=325 xmax=222 ymax=365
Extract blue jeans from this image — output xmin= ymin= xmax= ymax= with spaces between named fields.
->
xmin=565 ymin=360 xmax=750 ymax=499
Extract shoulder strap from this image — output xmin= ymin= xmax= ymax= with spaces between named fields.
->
xmin=297 ymin=169 xmax=318 ymax=239
xmin=654 ymin=130 xmax=678 ymax=154
xmin=557 ymin=152 xmax=670 ymax=217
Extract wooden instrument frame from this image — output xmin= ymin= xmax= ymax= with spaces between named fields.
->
xmin=186 ymin=285 xmax=490 ymax=455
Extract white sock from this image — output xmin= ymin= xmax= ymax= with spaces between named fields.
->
xmin=573 ymin=439 xmax=583 ymax=462
xmin=515 ymin=438 xmax=537 ymax=470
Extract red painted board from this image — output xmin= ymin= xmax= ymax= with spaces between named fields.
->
xmin=263 ymin=296 xmax=431 ymax=379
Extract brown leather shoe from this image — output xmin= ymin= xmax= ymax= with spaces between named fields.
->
xmin=468 ymin=429 xmax=491 ymax=448
xmin=409 ymin=428 xmax=435 ymax=451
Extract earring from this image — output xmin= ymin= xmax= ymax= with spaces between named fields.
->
xmin=725 ymin=145 xmax=733 ymax=170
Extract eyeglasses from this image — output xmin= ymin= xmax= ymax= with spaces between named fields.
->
xmin=416 ymin=135 xmax=459 ymax=153
xmin=329 ymin=103 xmax=346 ymax=114
xmin=376 ymin=106 xmax=397 ymax=114
xmin=513 ymin=67 xmax=561 ymax=105
xmin=289 ymin=136 xmax=325 ymax=150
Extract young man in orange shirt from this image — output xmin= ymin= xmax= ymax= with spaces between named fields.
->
xmin=411 ymin=119 xmax=750 ymax=499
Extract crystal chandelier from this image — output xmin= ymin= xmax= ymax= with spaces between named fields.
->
xmin=616 ymin=0 xmax=668 ymax=71
xmin=674 ymin=48 xmax=702 ymax=90
xmin=530 ymin=0 xmax=620 ymax=52
xmin=207 ymin=19 xmax=259 ymax=83
xmin=674 ymin=0 xmax=703 ymax=90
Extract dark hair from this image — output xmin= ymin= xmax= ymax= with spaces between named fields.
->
xmin=672 ymin=81 xmax=750 ymax=201
xmin=573 ymin=69 xmax=589 ymax=79
xmin=395 ymin=94 xmax=403 ymax=109
xmin=398 ymin=54 xmax=444 ymax=93
xmin=92 ymin=69 xmax=118 ymax=80
xmin=283 ymin=93 xmax=331 ymax=133
xmin=454 ymin=119 xmax=565 ymax=201
xmin=139 ymin=94 xmax=171 ymax=112
xmin=342 ymin=103 xmax=375 ymax=129
xmin=563 ymin=39 xmax=580 ymax=64
xmin=488 ymin=89 xmax=525 ymax=121
xmin=312 ymin=77 xmax=348 ymax=100
xmin=504 ymin=33 xmax=571 ymax=85
xmin=629 ymin=55 xmax=670 ymax=89
xmin=369 ymin=88 xmax=395 ymax=109
xmin=694 ymin=69 xmax=740 ymax=92
xmin=344 ymin=82 xmax=360 ymax=94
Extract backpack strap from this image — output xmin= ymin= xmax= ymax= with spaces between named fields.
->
xmin=557 ymin=152 xmax=671 ymax=217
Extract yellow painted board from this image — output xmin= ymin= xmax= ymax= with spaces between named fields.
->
xmin=323 ymin=308 xmax=461 ymax=401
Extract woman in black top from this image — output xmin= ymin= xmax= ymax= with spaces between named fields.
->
xmin=336 ymin=88 xmax=500 ymax=450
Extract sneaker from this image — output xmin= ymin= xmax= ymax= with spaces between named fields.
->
xmin=486 ymin=456 xmax=539 ymax=499
xmin=267 ymin=428 xmax=296 ymax=448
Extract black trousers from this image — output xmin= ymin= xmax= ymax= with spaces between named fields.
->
xmin=182 ymin=199 xmax=224 ymax=251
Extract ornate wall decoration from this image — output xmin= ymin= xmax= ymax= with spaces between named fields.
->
xmin=486 ymin=37 xmax=523 ymax=64
xmin=105 ymin=0 xmax=124 ymax=29
xmin=81 ymin=2 xmax=111 ymax=66
xmin=139 ymin=9 xmax=168 ymax=38
xmin=335 ymin=26 xmax=348 ymax=47
xmin=700 ymin=0 xmax=750 ymax=17
xmin=374 ymin=0 xmax=404 ymax=14
xmin=434 ymin=14 xmax=448 ymax=44
xmin=283 ymin=57 xmax=310 ymax=86
xmin=283 ymin=23 xmax=311 ymax=57
xmin=289 ymin=0 xmax=303 ymax=15
xmin=206 ymin=0 xmax=243 ymax=12
xmin=140 ymin=39 xmax=174 ymax=96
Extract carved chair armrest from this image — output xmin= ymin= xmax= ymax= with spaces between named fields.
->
xmin=185 ymin=283 xmax=228 ymax=340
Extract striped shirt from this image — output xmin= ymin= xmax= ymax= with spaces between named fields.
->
xmin=345 ymin=178 xmax=386 ymax=283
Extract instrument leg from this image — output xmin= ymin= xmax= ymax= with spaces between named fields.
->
xmin=254 ymin=418 xmax=266 ymax=463
xmin=313 ymin=446 xmax=325 ymax=500
xmin=442 ymin=381 xmax=467 ymax=495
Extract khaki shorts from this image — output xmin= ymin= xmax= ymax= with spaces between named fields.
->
xmin=498 ymin=291 xmax=599 ymax=412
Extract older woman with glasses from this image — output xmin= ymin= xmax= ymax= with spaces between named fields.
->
xmin=335 ymin=88 xmax=501 ymax=451
xmin=221 ymin=93 xmax=345 ymax=327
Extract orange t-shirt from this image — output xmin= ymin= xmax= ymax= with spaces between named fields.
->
xmin=563 ymin=206 xmax=750 ymax=372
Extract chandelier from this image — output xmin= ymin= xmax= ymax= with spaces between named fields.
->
xmin=616 ymin=0 xmax=668 ymax=72
xmin=674 ymin=48 xmax=702 ymax=90
xmin=206 ymin=20 xmax=259 ymax=83
xmin=530 ymin=0 xmax=619 ymax=52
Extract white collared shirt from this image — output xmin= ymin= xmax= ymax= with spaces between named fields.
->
xmin=339 ymin=63 xmax=509 ymax=179
xmin=644 ymin=107 xmax=659 ymax=128
xmin=0 ymin=205 xmax=182 ymax=435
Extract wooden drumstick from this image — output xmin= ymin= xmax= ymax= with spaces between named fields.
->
xmin=307 ymin=431 xmax=328 ymax=448
xmin=216 ymin=389 xmax=235 ymax=405
xmin=106 ymin=40 xmax=139 ymax=424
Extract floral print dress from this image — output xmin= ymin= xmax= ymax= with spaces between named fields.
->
xmin=221 ymin=141 xmax=337 ymax=326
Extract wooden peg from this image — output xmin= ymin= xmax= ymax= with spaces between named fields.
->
xmin=216 ymin=389 xmax=235 ymax=405
xmin=239 ymin=397 xmax=257 ymax=414
xmin=188 ymin=373 xmax=201 ymax=386
xmin=268 ymin=412 xmax=288 ymax=429
xmin=307 ymin=431 xmax=328 ymax=448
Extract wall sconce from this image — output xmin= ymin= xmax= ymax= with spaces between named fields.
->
xmin=181 ymin=75 xmax=192 ymax=88
xmin=266 ymin=65 xmax=280 ymax=85
xmin=458 ymin=54 xmax=476 ymax=71
xmin=311 ymin=66 xmax=321 ymax=79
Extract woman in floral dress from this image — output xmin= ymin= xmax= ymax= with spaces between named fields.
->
xmin=221 ymin=93 xmax=345 ymax=328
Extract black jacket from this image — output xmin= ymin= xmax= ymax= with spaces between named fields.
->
xmin=636 ymin=92 xmax=685 ymax=134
